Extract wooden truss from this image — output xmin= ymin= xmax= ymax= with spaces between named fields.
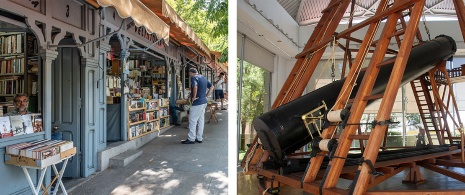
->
xmin=242 ymin=0 xmax=465 ymax=194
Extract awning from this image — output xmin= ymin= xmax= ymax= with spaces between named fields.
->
xmin=95 ymin=0 xmax=170 ymax=43
xmin=87 ymin=0 xmax=212 ymax=60
xmin=139 ymin=0 xmax=211 ymax=57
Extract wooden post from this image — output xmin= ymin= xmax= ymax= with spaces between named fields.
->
xmin=350 ymin=1 xmax=426 ymax=194
xmin=302 ymin=0 xmax=392 ymax=183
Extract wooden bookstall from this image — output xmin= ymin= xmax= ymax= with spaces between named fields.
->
xmin=127 ymin=98 xmax=170 ymax=140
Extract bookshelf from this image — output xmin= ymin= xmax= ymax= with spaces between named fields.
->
xmin=0 ymin=32 xmax=26 ymax=96
xmin=0 ymin=32 xmax=39 ymax=109
xmin=158 ymin=98 xmax=170 ymax=129
xmin=126 ymin=98 xmax=170 ymax=140
xmin=152 ymin=65 xmax=167 ymax=97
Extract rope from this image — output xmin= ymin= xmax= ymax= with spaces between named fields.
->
xmin=331 ymin=35 xmax=337 ymax=82
xmin=421 ymin=10 xmax=431 ymax=41
xmin=243 ymin=143 xmax=257 ymax=173
xmin=262 ymin=188 xmax=270 ymax=195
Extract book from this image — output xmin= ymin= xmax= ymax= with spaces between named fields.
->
xmin=10 ymin=115 xmax=25 ymax=136
xmin=21 ymin=114 xmax=34 ymax=134
xmin=0 ymin=116 xmax=12 ymax=138
xmin=31 ymin=114 xmax=42 ymax=133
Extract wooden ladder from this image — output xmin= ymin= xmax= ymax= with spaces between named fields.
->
xmin=410 ymin=76 xmax=445 ymax=145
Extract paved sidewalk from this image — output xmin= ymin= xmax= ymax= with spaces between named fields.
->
xmin=69 ymin=109 xmax=228 ymax=195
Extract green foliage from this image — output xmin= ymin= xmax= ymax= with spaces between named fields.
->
xmin=239 ymin=60 xmax=265 ymax=124
xmin=165 ymin=0 xmax=228 ymax=61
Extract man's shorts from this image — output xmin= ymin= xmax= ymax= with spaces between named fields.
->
xmin=214 ymin=90 xmax=225 ymax=99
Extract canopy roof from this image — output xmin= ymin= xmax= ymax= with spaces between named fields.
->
xmin=87 ymin=0 xmax=211 ymax=57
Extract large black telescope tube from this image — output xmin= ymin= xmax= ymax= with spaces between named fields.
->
xmin=253 ymin=35 xmax=456 ymax=162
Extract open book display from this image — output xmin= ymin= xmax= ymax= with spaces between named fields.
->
xmin=5 ymin=139 xmax=75 ymax=168
xmin=0 ymin=114 xmax=42 ymax=138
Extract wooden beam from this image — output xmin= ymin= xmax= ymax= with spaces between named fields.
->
xmin=302 ymin=0 xmax=392 ymax=184
xmin=435 ymin=159 xmax=465 ymax=168
xmin=295 ymin=0 xmax=418 ymax=58
xmin=322 ymin=2 xmax=404 ymax=190
xmin=351 ymin=1 xmax=425 ymax=193
xmin=420 ymin=162 xmax=465 ymax=183
xmin=368 ymin=166 xmax=407 ymax=188
xmin=365 ymin=190 xmax=465 ymax=195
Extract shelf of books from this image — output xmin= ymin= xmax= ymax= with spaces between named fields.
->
xmin=127 ymin=99 xmax=164 ymax=140
xmin=158 ymin=98 xmax=170 ymax=130
xmin=0 ymin=32 xmax=39 ymax=105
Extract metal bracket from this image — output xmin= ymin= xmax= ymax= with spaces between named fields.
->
xmin=357 ymin=157 xmax=383 ymax=176
xmin=47 ymin=20 xmax=125 ymax=49
xmin=301 ymin=101 xmax=327 ymax=139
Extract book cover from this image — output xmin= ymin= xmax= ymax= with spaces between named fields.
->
xmin=31 ymin=114 xmax=43 ymax=133
xmin=0 ymin=116 xmax=12 ymax=138
xmin=20 ymin=114 xmax=34 ymax=134
xmin=10 ymin=115 xmax=25 ymax=136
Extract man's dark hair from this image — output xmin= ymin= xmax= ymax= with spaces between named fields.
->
xmin=13 ymin=93 xmax=28 ymax=102
xmin=220 ymin=72 xmax=225 ymax=76
xmin=189 ymin=68 xmax=198 ymax=73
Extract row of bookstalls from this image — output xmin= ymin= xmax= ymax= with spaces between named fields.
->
xmin=0 ymin=0 xmax=226 ymax=194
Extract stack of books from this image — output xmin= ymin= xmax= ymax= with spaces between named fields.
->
xmin=6 ymin=139 xmax=73 ymax=160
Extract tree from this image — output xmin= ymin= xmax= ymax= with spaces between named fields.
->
xmin=165 ymin=0 xmax=228 ymax=62
xmin=239 ymin=60 xmax=265 ymax=150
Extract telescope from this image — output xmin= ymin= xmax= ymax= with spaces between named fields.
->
xmin=253 ymin=35 xmax=457 ymax=165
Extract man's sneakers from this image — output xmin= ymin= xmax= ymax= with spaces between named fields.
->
xmin=181 ymin=139 xmax=203 ymax=144
xmin=181 ymin=139 xmax=195 ymax=144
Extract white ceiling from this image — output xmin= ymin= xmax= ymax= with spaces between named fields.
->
xmin=277 ymin=0 xmax=459 ymax=25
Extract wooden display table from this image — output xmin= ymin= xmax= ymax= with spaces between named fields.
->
xmin=207 ymin=102 xmax=219 ymax=124
xmin=5 ymin=147 xmax=76 ymax=195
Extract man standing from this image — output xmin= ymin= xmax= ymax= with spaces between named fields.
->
xmin=182 ymin=68 xmax=214 ymax=144
xmin=5 ymin=93 xmax=31 ymax=116
xmin=214 ymin=72 xmax=227 ymax=110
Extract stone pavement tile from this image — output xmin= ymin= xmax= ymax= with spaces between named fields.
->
xmin=177 ymin=163 xmax=226 ymax=174
xmin=207 ymin=171 xmax=229 ymax=195
xmin=146 ymin=160 xmax=183 ymax=170
xmin=216 ymin=156 xmax=228 ymax=166
xmin=181 ymin=156 xmax=219 ymax=167
xmin=190 ymin=146 xmax=223 ymax=155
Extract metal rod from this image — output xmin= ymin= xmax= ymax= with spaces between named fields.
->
xmin=48 ymin=20 xmax=125 ymax=48
xmin=128 ymin=37 xmax=164 ymax=52
xmin=238 ymin=34 xmax=246 ymax=163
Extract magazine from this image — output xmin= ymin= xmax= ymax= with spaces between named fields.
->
xmin=0 ymin=116 xmax=12 ymax=138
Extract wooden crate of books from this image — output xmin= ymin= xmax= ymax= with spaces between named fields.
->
xmin=4 ymin=139 xmax=75 ymax=169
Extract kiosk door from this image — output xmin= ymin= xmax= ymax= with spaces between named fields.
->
xmin=52 ymin=45 xmax=81 ymax=178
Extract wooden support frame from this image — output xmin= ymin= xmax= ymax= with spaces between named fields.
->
xmin=242 ymin=0 xmax=465 ymax=194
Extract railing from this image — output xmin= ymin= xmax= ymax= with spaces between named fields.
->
xmin=434 ymin=64 xmax=465 ymax=81
xmin=447 ymin=66 xmax=464 ymax=78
